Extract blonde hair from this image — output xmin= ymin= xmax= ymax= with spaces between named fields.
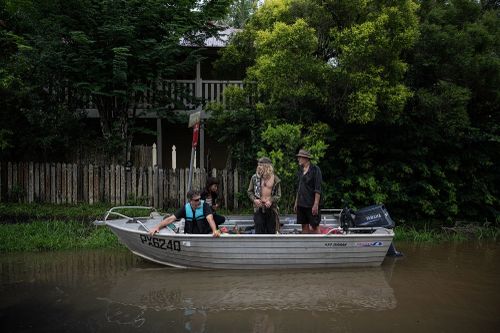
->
xmin=257 ymin=163 xmax=274 ymax=179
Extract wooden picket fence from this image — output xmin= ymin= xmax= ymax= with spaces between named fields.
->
xmin=0 ymin=162 xmax=245 ymax=210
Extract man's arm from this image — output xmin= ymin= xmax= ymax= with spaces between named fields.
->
xmin=206 ymin=214 xmax=220 ymax=237
xmin=312 ymin=192 xmax=320 ymax=215
xmin=149 ymin=214 xmax=177 ymax=235
xmin=312 ymin=166 xmax=322 ymax=215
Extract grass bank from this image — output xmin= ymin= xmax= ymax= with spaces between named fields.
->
xmin=393 ymin=224 xmax=500 ymax=242
xmin=0 ymin=220 xmax=123 ymax=252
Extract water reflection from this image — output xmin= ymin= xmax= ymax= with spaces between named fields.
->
xmin=103 ymin=267 xmax=396 ymax=313
xmin=99 ymin=266 xmax=396 ymax=332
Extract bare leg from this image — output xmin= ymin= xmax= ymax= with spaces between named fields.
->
xmin=301 ymin=224 xmax=310 ymax=234
xmin=310 ymin=225 xmax=320 ymax=234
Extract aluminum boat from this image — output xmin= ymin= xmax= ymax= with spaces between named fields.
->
xmin=94 ymin=206 xmax=395 ymax=269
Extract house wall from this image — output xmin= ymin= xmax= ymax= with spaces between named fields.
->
xmin=131 ymin=119 xmax=228 ymax=169
xmin=158 ymin=121 xmax=229 ymax=170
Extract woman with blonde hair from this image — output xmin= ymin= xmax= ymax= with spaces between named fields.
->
xmin=247 ymin=157 xmax=281 ymax=234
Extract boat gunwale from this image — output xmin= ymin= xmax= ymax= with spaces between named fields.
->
xmin=105 ymin=218 xmax=395 ymax=239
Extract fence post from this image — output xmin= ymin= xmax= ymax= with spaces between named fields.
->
xmin=34 ymin=163 xmax=39 ymax=203
xmin=147 ymin=166 xmax=153 ymax=206
xmin=223 ymin=169 xmax=228 ymax=209
xmin=62 ymin=163 xmax=68 ymax=204
xmin=168 ymin=168 xmax=176 ymax=208
xmin=27 ymin=162 xmax=33 ymax=203
xmin=89 ymin=163 xmax=94 ymax=205
xmin=110 ymin=164 xmax=116 ymax=205
xmin=23 ymin=162 xmax=29 ymax=203
xmin=66 ymin=164 xmax=71 ymax=204
xmin=72 ymin=164 xmax=78 ymax=204
xmin=158 ymin=167 xmax=164 ymax=209
xmin=179 ymin=169 xmax=185 ymax=206
xmin=82 ymin=164 xmax=88 ymax=204
xmin=12 ymin=163 xmax=17 ymax=199
xmin=152 ymin=143 xmax=157 ymax=167
xmin=153 ymin=166 xmax=158 ymax=208
xmin=234 ymin=169 xmax=239 ymax=210
xmin=7 ymin=162 xmax=11 ymax=199
xmin=130 ymin=166 xmax=136 ymax=201
xmin=172 ymin=145 xmax=177 ymax=170
xmin=120 ymin=165 xmax=125 ymax=205
xmin=39 ymin=163 xmax=44 ymax=202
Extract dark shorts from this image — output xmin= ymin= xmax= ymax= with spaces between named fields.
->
xmin=213 ymin=214 xmax=226 ymax=226
xmin=297 ymin=206 xmax=321 ymax=227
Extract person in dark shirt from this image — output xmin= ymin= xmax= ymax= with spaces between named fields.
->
xmin=294 ymin=149 xmax=322 ymax=234
xmin=148 ymin=189 xmax=220 ymax=237
xmin=200 ymin=177 xmax=225 ymax=226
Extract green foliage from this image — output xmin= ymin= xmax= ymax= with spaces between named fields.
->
xmin=223 ymin=0 xmax=259 ymax=28
xmin=329 ymin=0 xmax=419 ymax=123
xmin=393 ymin=224 xmax=500 ymax=242
xmin=0 ymin=0 xmax=232 ymax=160
xmin=0 ymin=220 xmax=123 ymax=252
xmin=222 ymin=0 xmax=419 ymax=124
xmin=0 ymin=203 xmax=111 ymax=223
xmin=248 ymin=19 xmax=328 ymax=113
xmin=206 ymin=85 xmax=265 ymax=171
xmin=258 ymin=122 xmax=329 ymax=210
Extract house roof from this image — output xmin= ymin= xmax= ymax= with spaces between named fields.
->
xmin=179 ymin=27 xmax=241 ymax=48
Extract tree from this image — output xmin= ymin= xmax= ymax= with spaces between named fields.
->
xmin=401 ymin=0 xmax=500 ymax=222
xmin=258 ymin=122 xmax=329 ymax=210
xmin=2 ymin=0 xmax=231 ymax=161
xmin=223 ymin=0 xmax=259 ymax=28
xmin=228 ymin=0 xmax=420 ymax=125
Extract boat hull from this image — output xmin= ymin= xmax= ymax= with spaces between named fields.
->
xmin=106 ymin=218 xmax=394 ymax=269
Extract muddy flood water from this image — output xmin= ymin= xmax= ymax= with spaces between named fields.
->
xmin=1 ymin=242 xmax=499 ymax=333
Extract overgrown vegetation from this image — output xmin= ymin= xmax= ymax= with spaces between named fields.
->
xmin=0 ymin=220 xmax=123 ymax=252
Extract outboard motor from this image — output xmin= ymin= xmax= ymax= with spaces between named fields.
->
xmin=353 ymin=204 xmax=402 ymax=256
xmin=353 ymin=204 xmax=395 ymax=229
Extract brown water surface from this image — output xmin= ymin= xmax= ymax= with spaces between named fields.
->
xmin=0 ymin=242 xmax=499 ymax=332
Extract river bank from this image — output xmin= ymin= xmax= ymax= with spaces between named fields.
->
xmin=0 ymin=203 xmax=498 ymax=252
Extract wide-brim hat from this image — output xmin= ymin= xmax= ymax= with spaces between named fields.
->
xmin=296 ymin=149 xmax=311 ymax=159
xmin=257 ymin=157 xmax=272 ymax=164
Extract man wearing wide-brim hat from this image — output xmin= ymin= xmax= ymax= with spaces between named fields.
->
xmin=294 ymin=149 xmax=323 ymax=234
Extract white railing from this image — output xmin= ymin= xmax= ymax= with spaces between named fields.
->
xmin=80 ymin=80 xmax=250 ymax=114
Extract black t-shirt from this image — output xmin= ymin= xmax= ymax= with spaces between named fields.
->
xmin=296 ymin=164 xmax=322 ymax=208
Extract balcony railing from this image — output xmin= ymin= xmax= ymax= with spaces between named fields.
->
xmin=81 ymin=80 xmax=253 ymax=117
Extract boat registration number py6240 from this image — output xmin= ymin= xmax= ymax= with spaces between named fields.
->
xmin=139 ymin=235 xmax=181 ymax=252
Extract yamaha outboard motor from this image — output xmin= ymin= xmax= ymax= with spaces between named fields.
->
xmin=353 ymin=204 xmax=403 ymax=257
xmin=353 ymin=204 xmax=395 ymax=229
